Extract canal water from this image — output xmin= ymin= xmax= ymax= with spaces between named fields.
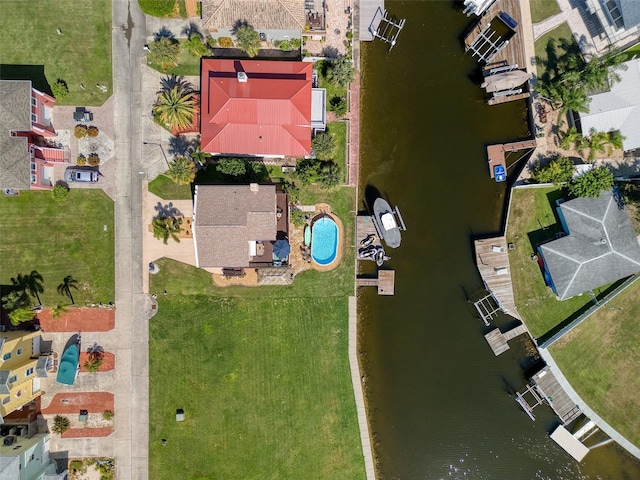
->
xmin=358 ymin=2 xmax=640 ymax=479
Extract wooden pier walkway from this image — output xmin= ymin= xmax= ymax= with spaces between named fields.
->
xmin=348 ymin=296 xmax=377 ymax=480
xmin=486 ymin=139 xmax=537 ymax=179
xmin=487 ymin=92 xmax=530 ymax=105
xmin=474 ymin=237 xmax=520 ymax=319
xmin=463 ymin=0 xmax=526 ymax=68
xmin=531 ymin=366 xmax=582 ymax=425
xmin=356 ymin=215 xmax=383 ymax=251
xmin=356 ymin=270 xmax=395 ymax=295
xmin=484 ymin=324 xmax=528 ymax=355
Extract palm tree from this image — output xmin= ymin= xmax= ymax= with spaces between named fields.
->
xmin=148 ymin=37 xmax=180 ymax=71
xmin=153 ymin=86 xmax=197 ymax=131
xmin=152 ymin=216 xmax=183 ymax=244
xmin=26 ymin=270 xmax=44 ymax=305
xmin=608 ymin=130 xmax=625 ymax=151
xmin=559 ymin=126 xmax=584 ymax=150
xmin=182 ymin=33 xmax=208 ymax=57
xmin=52 ymin=302 xmax=68 ymax=319
xmin=9 ymin=307 xmax=35 ymax=326
xmin=585 ymin=129 xmax=611 ymax=161
xmin=57 ymin=275 xmax=79 ymax=305
xmin=166 ymin=156 xmax=196 ymax=185
xmin=236 ymin=26 xmax=261 ymax=58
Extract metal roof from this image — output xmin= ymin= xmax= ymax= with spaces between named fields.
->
xmin=579 ymin=58 xmax=640 ymax=151
xmin=200 ymin=59 xmax=313 ymax=157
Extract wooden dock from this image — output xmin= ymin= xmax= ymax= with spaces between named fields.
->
xmin=356 ymin=215 xmax=383 ymax=255
xmin=531 ymin=366 xmax=582 ymax=425
xmin=487 ymin=91 xmax=530 ymax=106
xmin=356 ymin=270 xmax=395 ymax=295
xmin=474 ymin=237 xmax=520 ymax=319
xmin=463 ymin=0 xmax=526 ymax=68
xmin=486 ymin=139 xmax=537 ymax=179
xmin=484 ymin=324 xmax=528 ymax=355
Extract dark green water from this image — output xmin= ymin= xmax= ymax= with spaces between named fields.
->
xmin=358 ymin=2 xmax=640 ymax=479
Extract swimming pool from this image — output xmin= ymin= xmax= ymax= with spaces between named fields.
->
xmin=311 ymin=217 xmax=339 ymax=266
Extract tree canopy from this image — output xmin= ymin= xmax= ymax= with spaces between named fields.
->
xmin=148 ymin=38 xmax=180 ymax=71
xmin=153 ymin=86 xmax=197 ymax=131
xmin=217 ymin=158 xmax=247 ymax=177
xmin=568 ymin=165 xmax=614 ymax=198
xmin=152 ymin=216 xmax=183 ymax=244
xmin=166 ymin=156 xmax=196 ymax=185
xmin=532 ymin=156 xmax=575 ymax=184
xmin=326 ymin=56 xmax=354 ymax=87
xmin=312 ymin=133 xmax=336 ymax=160
xmin=235 ymin=26 xmax=261 ymax=58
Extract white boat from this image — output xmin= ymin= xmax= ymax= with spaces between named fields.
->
xmin=372 ymin=198 xmax=406 ymax=249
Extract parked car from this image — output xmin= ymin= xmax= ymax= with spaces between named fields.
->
xmin=64 ymin=167 xmax=99 ymax=183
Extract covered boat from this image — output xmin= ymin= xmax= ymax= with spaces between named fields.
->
xmin=57 ymin=343 xmax=80 ymax=385
xmin=372 ymin=198 xmax=406 ymax=249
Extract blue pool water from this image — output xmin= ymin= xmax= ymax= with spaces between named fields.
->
xmin=311 ymin=217 xmax=338 ymax=266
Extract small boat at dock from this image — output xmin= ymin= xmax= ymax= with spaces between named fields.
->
xmin=372 ymin=198 xmax=406 ymax=249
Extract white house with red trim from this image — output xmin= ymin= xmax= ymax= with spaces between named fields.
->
xmin=0 ymin=80 xmax=70 ymax=191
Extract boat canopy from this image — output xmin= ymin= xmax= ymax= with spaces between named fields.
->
xmin=381 ymin=212 xmax=397 ymax=230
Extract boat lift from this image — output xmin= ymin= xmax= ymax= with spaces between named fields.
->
xmin=466 ymin=23 xmax=509 ymax=64
xmin=370 ymin=7 xmax=406 ymax=51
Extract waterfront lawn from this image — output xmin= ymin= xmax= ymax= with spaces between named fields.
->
xmin=550 ymin=279 xmax=640 ymax=446
xmin=149 ymin=186 xmax=362 ymax=479
xmin=534 ymin=22 xmax=579 ymax=81
xmin=327 ymin=121 xmax=347 ymax=178
xmin=0 ymin=0 xmax=112 ymax=106
xmin=507 ymin=187 xmax=609 ymax=338
xmin=148 ymin=175 xmax=192 ymax=200
xmin=0 ymin=190 xmax=115 ymax=306
xmin=530 ymin=0 xmax=561 ymax=24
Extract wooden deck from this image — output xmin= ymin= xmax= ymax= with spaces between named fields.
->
xmin=463 ymin=0 xmax=526 ymax=68
xmin=356 ymin=270 xmax=395 ymax=295
xmin=474 ymin=237 xmax=520 ymax=319
xmin=487 ymin=91 xmax=530 ymax=105
xmin=356 ymin=215 xmax=383 ymax=254
xmin=484 ymin=324 xmax=528 ymax=356
xmin=486 ymin=139 xmax=537 ymax=178
xmin=531 ymin=366 xmax=582 ymax=425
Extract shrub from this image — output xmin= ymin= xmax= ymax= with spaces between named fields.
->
xmin=52 ymin=184 xmax=70 ymax=202
xmin=291 ymin=209 xmax=306 ymax=227
xmin=52 ymin=415 xmax=71 ymax=434
xmin=138 ymin=0 xmax=174 ymax=17
xmin=282 ymin=180 xmax=300 ymax=204
xmin=84 ymin=355 xmax=103 ymax=372
xmin=217 ymin=158 xmax=246 ymax=177
xmin=218 ymin=37 xmax=233 ymax=48
xmin=74 ymin=124 xmax=88 ymax=138
xmin=77 ymin=154 xmax=87 ymax=166
xmin=532 ymin=156 xmax=575 ymax=184
xmin=291 ymin=38 xmax=302 ymax=49
xmin=278 ymin=40 xmax=292 ymax=51
xmin=296 ymin=159 xmax=321 ymax=185
xmin=568 ymin=165 xmax=614 ymax=198
xmin=319 ymin=162 xmax=341 ymax=188
xmin=148 ymin=37 xmax=180 ymax=72
xmin=235 ymin=26 xmax=261 ymax=57
xmin=102 ymin=410 xmax=114 ymax=421
xmin=88 ymin=154 xmax=100 ymax=167
xmin=206 ymin=36 xmax=217 ymax=48
xmin=327 ymin=56 xmax=354 ymax=87
xmin=69 ymin=460 xmax=85 ymax=473
xmin=51 ymin=79 xmax=69 ymax=100
xmin=87 ymin=126 xmax=99 ymax=137
xmin=166 ymin=156 xmax=196 ymax=185
xmin=346 ymin=31 xmax=353 ymax=40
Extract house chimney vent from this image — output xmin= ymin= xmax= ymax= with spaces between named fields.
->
xmin=238 ymin=72 xmax=248 ymax=83
xmin=250 ymin=183 xmax=259 ymax=192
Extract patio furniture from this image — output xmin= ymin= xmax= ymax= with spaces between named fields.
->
xmin=73 ymin=107 xmax=93 ymax=122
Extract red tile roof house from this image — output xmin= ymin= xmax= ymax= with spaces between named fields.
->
xmin=200 ymin=58 xmax=326 ymax=158
xmin=0 ymin=80 xmax=70 ymax=191
xmin=193 ymin=184 xmax=289 ymax=273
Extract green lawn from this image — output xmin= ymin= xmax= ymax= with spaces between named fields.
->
xmin=530 ymin=0 xmax=561 ymax=24
xmin=147 ymin=39 xmax=202 ymax=76
xmin=148 ymin=175 xmax=192 ymax=200
xmin=0 ymin=0 xmax=112 ymax=106
xmin=619 ymin=42 xmax=640 ymax=62
xmin=326 ymin=121 xmax=347 ymax=182
xmin=550 ymin=279 xmax=640 ymax=446
xmin=534 ymin=22 xmax=579 ymax=81
xmin=507 ymin=187 xmax=612 ymax=338
xmin=0 ymin=190 xmax=115 ymax=306
xmin=149 ymin=185 xmax=364 ymax=479
xmin=317 ymin=60 xmax=348 ymax=101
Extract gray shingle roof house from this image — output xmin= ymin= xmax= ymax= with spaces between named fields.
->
xmin=193 ymin=184 xmax=287 ymax=270
xmin=0 ymin=80 xmax=32 ymax=190
xmin=585 ymin=0 xmax=640 ymax=44
xmin=539 ymin=190 xmax=640 ymax=300
xmin=579 ymin=58 xmax=640 ymax=152
xmin=202 ymin=0 xmax=305 ymax=32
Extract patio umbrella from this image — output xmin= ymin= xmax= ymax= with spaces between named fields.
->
xmin=273 ymin=239 xmax=291 ymax=259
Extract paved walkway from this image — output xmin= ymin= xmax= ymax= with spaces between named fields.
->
xmin=348 ymin=297 xmax=376 ymax=480
xmin=347 ymin=71 xmax=360 ymax=187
